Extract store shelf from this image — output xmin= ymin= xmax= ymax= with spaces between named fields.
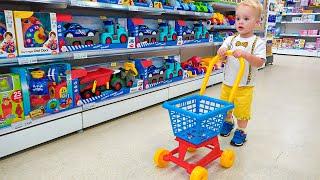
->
xmin=282 ymin=12 xmax=320 ymax=16
xmin=3 ymin=0 xmax=67 ymax=5
xmin=0 ymin=107 xmax=82 ymax=136
xmin=0 ymin=113 xmax=82 ymax=158
xmin=213 ymin=42 xmax=223 ymax=46
xmin=164 ymin=9 xmax=213 ymax=18
xmin=279 ymin=33 xmax=320 ymax=37
xmin=0 ymin=42 xmax=220 ymax=67
xmin=281 ymin=21 xmax=320 ymax=24
xmin=214 ymin=25 xmax=236 ymax=30
xmin=209 ymin=2 xmax=237 ymax=10
xmin=273 ymin=48 xmax=319 ymax=57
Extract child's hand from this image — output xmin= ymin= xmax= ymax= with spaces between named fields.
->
xmin=217 ymin=47 xmax=227 ymax=57
xmin=233 ymin=49 xmax=247 ymax=59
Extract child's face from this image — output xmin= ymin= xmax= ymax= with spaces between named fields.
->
xmin=235 ymin=5 xmax=260 ymax=37
xmin=5 ymin=35 xmax=12 ymax=41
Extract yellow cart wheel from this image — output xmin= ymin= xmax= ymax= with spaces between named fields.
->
xmin=190 ymin=166 xmax=208 ymax=180
xmin=187 ymin=147 xmax=197 ymax=153
xmin=220 ymin=149 xmax=235 ymax=168
xmin=154 ymin=148 xmax=169 ymax=168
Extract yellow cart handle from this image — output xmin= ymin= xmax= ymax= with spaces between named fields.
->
xmin=199 ymin=50 xmax=245 ymax=103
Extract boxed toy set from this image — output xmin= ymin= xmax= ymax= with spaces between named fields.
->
xmin=71 ymin=61 xmax=143 ymax=106
xmin=57 ymin=14 xmax=129 ymax=52
xmin=14 ymin=11 xmax=59 ymax=57
xmin=134 ymin=55 xmax=186 ymax=89
xmin=11 ymin=63 xmax=73 ymax=118
xmin=175 ymin=20 xmax=213 ymax=45
xmin=0 ymin=74 xmax=24 ymax=129
xmin=0 ymin=10 xmax=17 ymax=59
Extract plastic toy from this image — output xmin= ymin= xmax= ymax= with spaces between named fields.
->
xmin=193 ymin=23 xmax=209 ymax=39
xmin=159 ymin=22 xmax=177 ymax=42
xmin=0 ymin=74 xmax=24 ymax=129
xmin=135 ymin=59 xmax=166 ymax=85
xmin=176 ymin=0 xmax=190 ymax=10
xmin=62 ymin=23 xmax=97 ymax=38
xmin=226 ymin=15 xmax=235 ymax=25
xmin=154 ymin=50 xmax=241 ymax=179
xmin=194 ymin=2 xmax=208 ymax=12
xmin=205 ymin=3 xmax=214 ymax=13
xmin=164 ymin=57 xmax=183 ymax=79
xmin=181 ymin=56 xmax=206 ymax=76
xmin=101 ymin=20 xmax=128 ymax=44
xmin=0 ymin=11 xmax=17 ymax=58
xmin=138 ymin=25 xmax=157 ymax=36
xmin=14 ymin=11 xmax=59 ymax=56
xmin=11 ymin=63 xmax=73 ymax=118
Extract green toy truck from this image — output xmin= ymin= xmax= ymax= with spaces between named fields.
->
xmin=100 ymin=20 xmax=128 ymax=45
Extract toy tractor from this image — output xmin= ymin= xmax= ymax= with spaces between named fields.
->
xmin=159 ymin=22 xmax=177 ymax=42
xmin=111 ymin=62 xmax=138 ymax=91
xmin=164 ymin=58 xmax=183 ymax=79
xmin=101 ymin=20 xmax=128 ymax=45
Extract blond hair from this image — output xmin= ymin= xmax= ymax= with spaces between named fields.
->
xmin=237 ymin=0 xmax=263 ymax=18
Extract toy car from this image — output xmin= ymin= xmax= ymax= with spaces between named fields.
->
xmin=159 ymin=22 xmax=177 ymax=42
xmin=194 ymin=2 xmax=208 ymax=12
xmin=63 ymin=23 xmax=97 ymax=38
xmin=101 ymin=20 xmax=128 ymax=44
xmin=188 ymin=3 xmax=197 ymax=11
xmin=176 ymin=0 xmax=190 ymax=10
xmin=182 ymin=26 xmax=195 ymax=36
xmin=138 ymin=25 xmax=158 ymax=36
xmin=164 ymin=58 xmax=183 ymax=79
xmin=205 ymin=3 xmax=214 ymax=13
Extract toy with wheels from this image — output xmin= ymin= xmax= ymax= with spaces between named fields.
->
xmin=154 ymin=50 xmax=244 ymax=179
xmin=22 ymin=16 xmax=48 ymax=48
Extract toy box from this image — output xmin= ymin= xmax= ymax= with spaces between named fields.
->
xmin=281 ymin=38 xmax=294 ymax=48
xmin=272 ymin=38 xmax=282 ymax=48
xmin=153 ymin=0 xmax=175 ymax=10
xmin=0 ymin=74 xmax=24 ymax=129
xmin=308 ymin=30 xmax=318 ymax=36
xmin=71 ymin=61 xmax=143 ymax=106
xmin=134 ymin=55 xmax=186 ymax=89
xmin=11 ymin=63 xmax=73 ymax=118
xmin=304 ymin=42 xmax=316 ymax=50
xmin=91 ymin=0 xmax=133 ymax=5
xmin=299 ymin=30 xmax=308 ymax=36
xmin=175 ymin=20 xmax=213 ymax=45
xmin=133 ymin=0 xmax=153 ymax=7
xmin=293 ymin=39 xmax=305 ymax=49
xmin=57 ymin=14 xmax=129 ymax=52
xmin=14 ymin=11 xmax=59 ymax=57
xmin=316 ymin=38 xmax=320 ymax=49
xmin=0 ymin=11 xmax=17 ymax=59
xmin=127 ymin=18 xmax=167 ymax=48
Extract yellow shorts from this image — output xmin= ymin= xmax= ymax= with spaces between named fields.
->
xmin=220 ymin=84 xmax=254 ymax=121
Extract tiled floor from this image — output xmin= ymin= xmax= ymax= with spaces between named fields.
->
xmin=0 ymin=55 xmax=319 ymax=180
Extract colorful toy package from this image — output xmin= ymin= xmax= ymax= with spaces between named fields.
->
xmin=57 ymin=14 xmax=129 ymax=52
xmin=14 ymin=11 xmax=59 ymax=56
xmin=281 ymin=38 xmax=294 ymax=48
xmin=134 ymin=55 xmax=186 ymax=89
xmin=293 ymin=39 xmax=305 ymax=49
xmin=71 ymin=61 xmax=143 ymax=106
xmin=127 ymin=18 xmax=167 ymax=48
xmin=11 ymin=63 xmax=73 ymax=118
xmin=0 ymin=74 xmax=24 ymax=129
xmin=0 ymin=11 xmax=17 ymax=59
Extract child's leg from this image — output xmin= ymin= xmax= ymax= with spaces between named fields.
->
xmin=231 ymin=86 xmax=254 ymax=146
xmin=219 ymin=84 xmax=234 ymax=137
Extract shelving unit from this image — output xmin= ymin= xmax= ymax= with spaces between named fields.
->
xmin=272 ymin=1 xmax=320 ymax=57
xmin=0 ymin=0 xmax=224 ymax=157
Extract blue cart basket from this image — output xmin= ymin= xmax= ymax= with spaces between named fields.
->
xmin=163 ymin=95 xmax=234 ymax=145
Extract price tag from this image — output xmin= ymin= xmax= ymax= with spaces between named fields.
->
xmin=18 ymin=57 xmax=37 ymax=65
xmin=74 ymin=52 xmax=88 ymax=60
xmin=179 ymin=11 xmax=187 ymax=15
xmin=111 ymin=62 xmax=117 ymax=67
xmin=195 ymin=12 xmax=201 ymax=16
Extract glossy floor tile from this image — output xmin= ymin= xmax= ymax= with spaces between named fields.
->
xmin=0 ymin=55 xmax=319 ymax=180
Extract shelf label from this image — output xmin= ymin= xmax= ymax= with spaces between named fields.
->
xmin=18 ymin=57 xmax=38 ymax=65
xmin=111 ymin=62 xmax=117 ymax=67
xmin=74 ymin=52 xmax=88 ymax=60
xmin=195 ymin=12 xmax=201 ymax=16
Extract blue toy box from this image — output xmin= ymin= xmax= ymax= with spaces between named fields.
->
xmin=134 ymin=55 xmax=186 ymax=90
xmin=57 ymin=14 xmax=129 ymax=52
xmin=11 ymin=63 xmax=74 ymax=118
xmin=0 ymin=10 xmax=17 ymax=59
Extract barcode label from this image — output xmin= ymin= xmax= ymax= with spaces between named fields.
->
xmin=18 ymin=57 xmax=37 ymax=65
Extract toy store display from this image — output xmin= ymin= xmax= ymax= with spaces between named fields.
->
xmin=11 ymin=63 xmax=74 ymax=118
xmin=153 ymin=0 xmax=175 ymax=9
xmin=273 ymin=37 xmax=320 ymax=50
xmin=175 ymin=20 xmax=213 ymax=45
xmin=71 ymin=61 xmax=143 ymax=106
xmin=57 ymin=14 xmax=129 ymax=52
xmin=135 ymin=55 xmax=186 ymax=89
xmin=0 ymin=11 xmax=17 ymax=59
xmin=14 ymin=11 xmax=59 ymax=57
xmin=0 ymin=74 xmax=24 ymax=129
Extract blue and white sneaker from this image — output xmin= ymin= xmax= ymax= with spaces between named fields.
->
xmin=220 ymin=121 xmax=234 ymax=137
xmin=230 ymin=129 xmax=247 ymax=146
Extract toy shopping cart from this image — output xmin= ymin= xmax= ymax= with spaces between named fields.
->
xmin=153 ymin=50 xmax=246 ymax=180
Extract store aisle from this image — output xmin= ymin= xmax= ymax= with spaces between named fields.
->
xmin=0 ymin=55 xmax=319 ymax=180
